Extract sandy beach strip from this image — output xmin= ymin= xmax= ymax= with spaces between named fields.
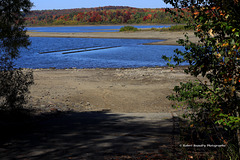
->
xmin=27 ymin=31 xmax=199 ymax=46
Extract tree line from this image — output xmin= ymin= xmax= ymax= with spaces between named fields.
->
xmin=24 ymin=6 xmax=190 ymax=26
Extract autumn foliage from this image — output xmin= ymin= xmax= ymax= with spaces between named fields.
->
xmin=24 ymin=6 xmax=190 ymax=26
xmin=163 ymin=0 xmax=240 ymax=158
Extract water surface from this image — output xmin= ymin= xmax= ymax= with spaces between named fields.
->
xmin=16 ymin=37 xmax=185 ymax=69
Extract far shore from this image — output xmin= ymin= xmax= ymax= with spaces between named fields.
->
xmin=26 ymin=23 xmax=175 ymax=28
xmin=27 ymin=30 xmax=198 ymax=45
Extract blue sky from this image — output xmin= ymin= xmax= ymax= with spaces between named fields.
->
xmin=31 ymin=0 xmax=172 ymax=10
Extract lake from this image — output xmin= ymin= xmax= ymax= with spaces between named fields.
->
xmin=16 ymin=37 xmax=185 ymax=69
xmin=16 ymin=26 xmax=184 ymax=69
xmin=27 ymin=25 xmax=170 ymax=33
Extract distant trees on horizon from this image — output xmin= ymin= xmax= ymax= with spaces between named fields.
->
xmin=24 ymin=6 xmax=189 ymax=26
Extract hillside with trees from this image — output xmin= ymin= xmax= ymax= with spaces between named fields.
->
xmin=24 ymin=6 xmax=189 ymax=26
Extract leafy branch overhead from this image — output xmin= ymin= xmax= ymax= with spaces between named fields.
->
xmin=163 ymin=0 xmax=240 ymax=158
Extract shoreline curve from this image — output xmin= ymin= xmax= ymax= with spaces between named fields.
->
xmin=27 ymin=31 xmax=198 ymax=46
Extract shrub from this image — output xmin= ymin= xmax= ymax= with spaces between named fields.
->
xmin=0 ymin=69 xmax=34 ymax=110
xmin=119 ymin=26 xmax=138 ymax=32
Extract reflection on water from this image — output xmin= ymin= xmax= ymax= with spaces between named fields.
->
xmin=15 ymin=37 xmax=185 ymax=69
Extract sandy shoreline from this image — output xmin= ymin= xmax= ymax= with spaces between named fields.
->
xmin=27 ymin=30 xmax=198 ymax=45
xmin=28 ymin=67 xmax=199 ymax=113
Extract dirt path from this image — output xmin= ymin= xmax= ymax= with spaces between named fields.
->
xmin=0 ymin=111 xmax=180 ymax=160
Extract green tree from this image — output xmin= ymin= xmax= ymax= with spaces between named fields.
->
xmin=163 ymin=0 xmax=240 ymax=158
xmin=0 ymin=0 xmax=34 ymax=110
xmin=0 ymin=0 xmax=32 ymax=67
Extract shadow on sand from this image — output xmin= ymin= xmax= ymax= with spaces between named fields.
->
xmin=0 ymin=111 xmax=178 ymax=160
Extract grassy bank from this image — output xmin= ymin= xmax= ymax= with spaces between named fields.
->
xmin=118 ymin=25 xmax=192 ymax=32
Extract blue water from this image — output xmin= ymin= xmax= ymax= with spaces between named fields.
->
xmin=16 ymin=37 xmax=185 ymax=69
xmin=27 ymin=25 xmax=170 ymax=33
